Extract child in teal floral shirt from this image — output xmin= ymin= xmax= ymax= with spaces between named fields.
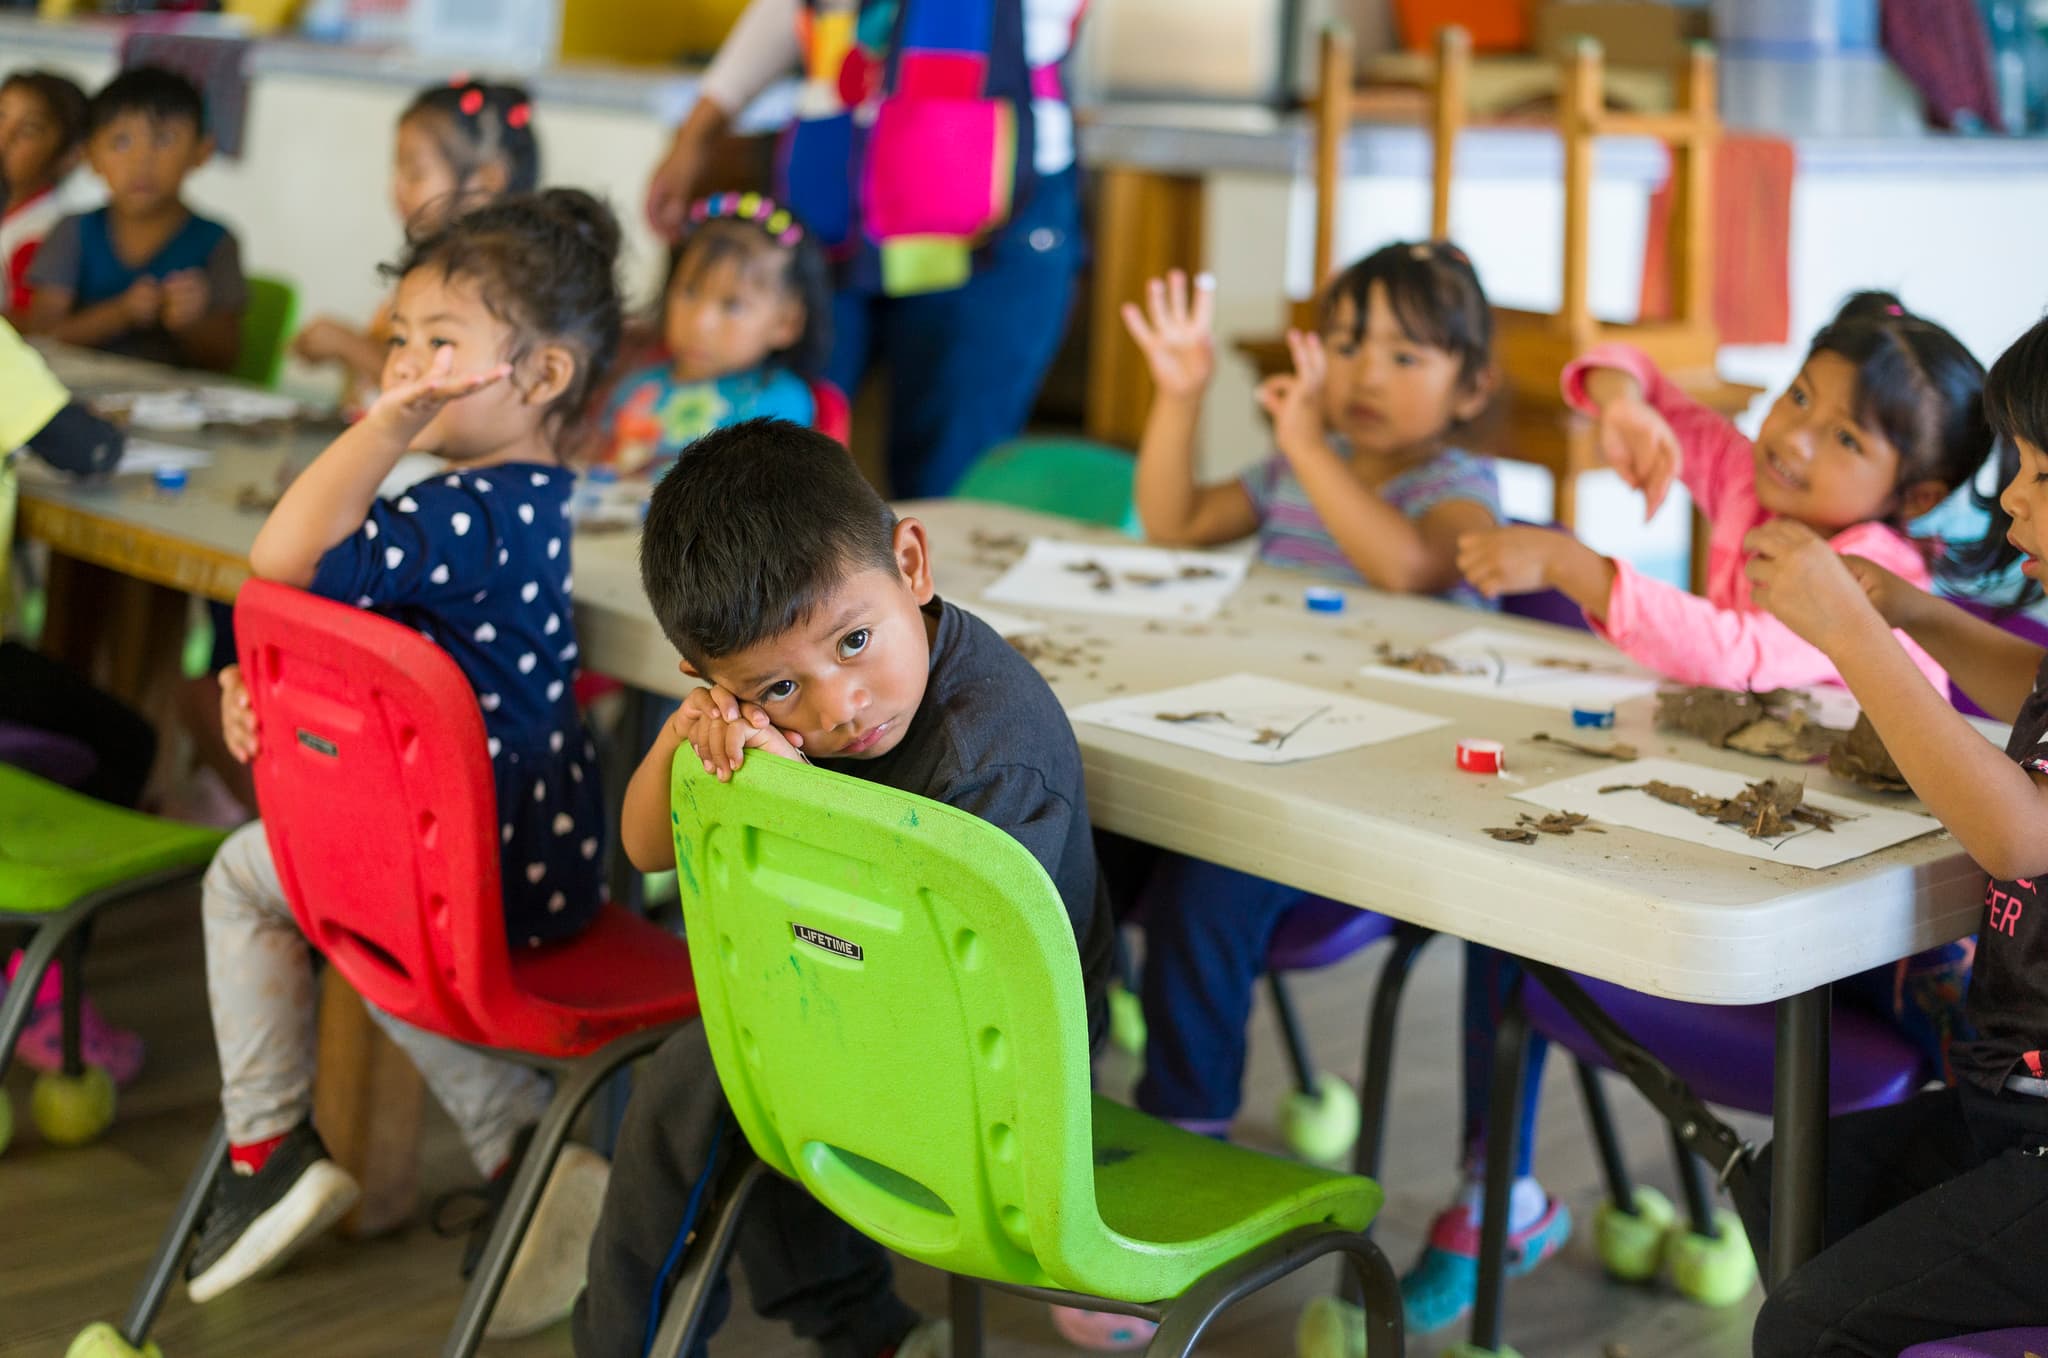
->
xmin=595 ymin=192 xmax=830 ymax=475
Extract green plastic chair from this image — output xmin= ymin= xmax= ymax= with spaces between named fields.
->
xmin=0 ymin=764 xmax=225 ymax=1155
xmin=953 ymin=436 xmax=1140 ymax=535
xmin=231 ymin=275 xmax=299 ymax=390
xmin=649 ymin=754 xmax=1403 ymax=1357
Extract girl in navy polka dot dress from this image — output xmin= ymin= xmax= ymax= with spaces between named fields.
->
xmin=186 ymin=189 xmax=625 ymax=1332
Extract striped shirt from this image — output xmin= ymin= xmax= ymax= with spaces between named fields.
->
xmin=1238 ymin=443 xmax=1501 ymax=608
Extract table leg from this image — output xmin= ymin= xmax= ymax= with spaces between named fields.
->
xmin=1768 ymin=984 xmax=1830 ymax=1286
xmin=314 ymin=968 xmax=426 ymax=1238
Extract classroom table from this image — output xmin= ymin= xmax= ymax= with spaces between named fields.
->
xmin=20 ymin=343 xmax=1985 ymax=1318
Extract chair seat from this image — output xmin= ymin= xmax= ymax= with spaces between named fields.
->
xmin=497 ymin=903 xmax=699 ymax=1058
xmin=1525 ymin=972 xmax=1929 ymax=1117
xmin=0 ymin=764 xmax=226 ymax=915
xmin=1083 ymin=1094 xmax=1380 ymax=1300
xmin=1900 ymin=1332 xmax=2048 ymax=1358
xmin=1267 ymin=898 xmax=1396 ymax=973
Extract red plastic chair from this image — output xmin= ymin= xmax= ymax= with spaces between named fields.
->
xmin=87 ymin=581 xmax=697 ymax=1358
xmin=809 ymin=376 xmax=851 ymax=447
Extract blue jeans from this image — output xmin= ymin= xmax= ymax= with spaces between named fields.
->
xmin=825 ymin=169 xmax=1082 ymax=499
xmin=1134 ymin=852 xmax=1543 ymax=1175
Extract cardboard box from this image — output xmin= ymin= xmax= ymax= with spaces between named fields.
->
xmin=1535 ymin=2 xmax=1710 ymax=66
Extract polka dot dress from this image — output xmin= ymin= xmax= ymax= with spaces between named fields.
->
xmin=309 ymin=462 xmax=605 ymax=946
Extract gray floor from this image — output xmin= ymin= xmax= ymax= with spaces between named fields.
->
xmin=2 ymin=883 xmax=1765 ymax=1357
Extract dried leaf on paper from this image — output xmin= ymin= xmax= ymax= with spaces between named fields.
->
xmin=1484 ymin=810 xmax=1604 ymax=844
xmin=1828 ymin=713 xmax=1912 ymax=793
xmin=1600 ymin=776 xmax=1851 ymax=840
xmin=1156 ymin=711 xmax=1227 ymax=724
xmin=1532 ymin=732 xmax=1640 ymax=761
xmin=1657 ymin=686 xmax=1839 ymax=764
xmin=1375 ymin=641 xmax=1483 ymax=677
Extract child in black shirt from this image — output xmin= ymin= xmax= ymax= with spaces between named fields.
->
xmin=1741 ymin=313 xmax=2048 ymax=1351
xmin=577 ymin=419 xmax=1114 ymax=1358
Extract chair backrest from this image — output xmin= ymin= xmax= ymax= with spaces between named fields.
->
xmin=668 ymin=752 xmax=1105 ymax=1289
xmin=810 ymin=376 xmax=852 ymax=447
xmin=233 ymin=275 xmax=299 ymax=390
xmin=953 ymin=437 xmax=1138 ymax=533
xmin=234 ymin=578 xmax=513 ymax=1044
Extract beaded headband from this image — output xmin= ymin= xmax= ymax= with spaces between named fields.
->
xmin=689 ymin=191 xmax=804 ymax=248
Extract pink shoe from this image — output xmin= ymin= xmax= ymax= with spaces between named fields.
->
xmin=5 ymin=953 xmax=145 ymax=1087
xmin=1049 ymin=1305 xmax=1157 ymax=1352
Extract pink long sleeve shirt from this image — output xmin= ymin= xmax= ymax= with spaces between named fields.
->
xmin=1561 ymin=344 xmax=1946 ymax=694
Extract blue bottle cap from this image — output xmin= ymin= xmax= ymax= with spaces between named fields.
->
xmin=153 ymin=466 xmax=188 ymax=494
xmin=1570 ymin=706 xmax=1616 ymax=729
xmin=1304 ymin=586 xmax=1346 ymax=613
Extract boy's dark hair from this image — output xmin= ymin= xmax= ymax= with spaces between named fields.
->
xmin=384 ymin=188 xmax=624 ymax=433
xmin=88 ymin=65 xmax=206 ymax=137
xmin=1319 ymin=239 xmax=1494 ymax=389
xmin=662 ymin=214 xmax=833 ymax=379
xmin=400 ymin=79 xmax=540 ymax=213
xmin=2 ymin=70 xmax=90 ymax=159
xmin=640 ymin=418 xmax=899 ymax=667
xmin=1808 ymin=292 xmax=2012 ymax=587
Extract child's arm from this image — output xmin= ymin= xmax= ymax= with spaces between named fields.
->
xmin=1750 ymin=520 xmax=2048 ymax=880
xmin=1564 ymin=344 xmax=1751 ymax=522
xmin=20 ymin=280 xmax=163 ymax=349
xmin=161 ymin=268 xmax=239 ymax=373
xmin=1265 ymin=330 xmax=1494 ymax=593
xmin=1838 ymin=555 xmax=2045 ymax=723
xmin=248 ymin=349 xmax=506 ymax=585
xmin=1122 ymin=271 xmax=1261 ymax=546
xmin=293 ymin=317 xmax=388 ymax=387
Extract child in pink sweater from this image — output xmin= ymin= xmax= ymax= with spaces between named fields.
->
xmin=1458 ymin=292 xmax=2001 ymax=692
xmin=1392 ymin=293 xmax=2010 ymax=1338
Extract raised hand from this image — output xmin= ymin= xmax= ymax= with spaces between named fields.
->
xmin=1120 ymin=269 xmax=1216 ymax=400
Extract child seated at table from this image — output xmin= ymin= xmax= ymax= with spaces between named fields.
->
xmin=292 ymin=77 xmax=540 ymax=410
xmin=0 ymin=69 xmax=88 ymax=320
xmin=589 ymin=192 xmax=830 ymax=477
xmin=20 ymin=65 xmax=245 ymax=372
xmin=1737 ymin=310 xmax=2048 ymax=1355
xmin=185 ymin=190 xmax=620 ymax=1338
xmin=1084 ymin=242 xmax=1515 ymax=1348
xmin=1411 ymin=293 xmax=2011 ymax=1336
xmin=574 ymin=418 xmax=1116 ymax=1358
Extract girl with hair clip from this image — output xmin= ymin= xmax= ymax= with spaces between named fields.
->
xmin=593 ymin=190 xmax=832 ymax=477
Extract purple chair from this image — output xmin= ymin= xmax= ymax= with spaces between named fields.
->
xmin=1902 ymin=1332 xmax=2048 ymax=1358
xmin=0 ymin=722 xmax=96 ymax=790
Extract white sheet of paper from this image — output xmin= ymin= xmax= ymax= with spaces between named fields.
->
xmin=1071 ymin=673 xmax=1448 ymax=765
xmin=951 ymin=601 xmax=1044 ymax=638
xmin=1362 ymin=626 xmax=1663 ymax=713
xmin=1514 ymin=756 xmax=1944 ymax=869
xmin=981 ymin=538 xmax=1249 ymax=620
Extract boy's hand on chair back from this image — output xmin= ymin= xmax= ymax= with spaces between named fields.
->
xmin=1597 ymin=395 xmax=1680 ymax=521
xmin=219 ymin=664 xmax=260 ymax=763
xmin=675 ymin=685 xmax=803 ymax=783
xmin=1120 ymin=270 xmax=1216 ymax=400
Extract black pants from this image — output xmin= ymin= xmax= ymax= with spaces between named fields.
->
xmin=572 ymin=1025 xmax=918 ymax=1358
xmin=0 ymin=641 xmax=156 ymax=807
xmin=1735 ymin=1082 xmax=2048 ymax=1356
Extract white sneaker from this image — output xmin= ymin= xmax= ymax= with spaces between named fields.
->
xmin=484 ymin=1144 xmax=610 ymax=1338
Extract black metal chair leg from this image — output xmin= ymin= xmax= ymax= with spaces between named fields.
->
xmin=441 ymin=1025 xmax=674 ymax=1358
xmin=119 ymin=1120 xmax=228 ymax=1344
xmin=1268 ymin=971 xmax=1320 ymax=1096
xmin=948 ymin=1274 xmax=985 ymax=1358
xmin=1145 ymin=1226 xmax=1406 ymax=1358
xmin=1670 ymin=1125 xmax=1719 ymax=1239
xmin=646 ymin=1154 xmax=773 ymax=1358
xmin=1468 ymin=977 xmax=1531 ymax=1355
xmin=0 ymin=901 xmax=84 ymax=1082
xmin=1574 ymin=1060 xmax=1636 ymax=1215
xmin=61 ymin=926 xmax=87 ymax=1076
xmin=1354 ymin=926 xmax=1432 ymax=1184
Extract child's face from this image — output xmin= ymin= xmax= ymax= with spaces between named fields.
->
xmin=87 ymin=112 xmax=207 ymax=216
xmin=1755 ymin=352 xmax=1909 ymax=532
xmin=1998 ymin=436 xmax=2048 ymax=578
xmin=383 ymin=268 xmax=567 ymax=460
xmin=1318 ymin=283 xmax=1483 ymax=458
xmin=693 ymin=527 xmax=937 ymax=761
xmin=0 ymin=86 xmax=70 ymax=200
xmin=391 ymin=115 xmax=463 ymax=234
xmin=663 ymin=248 xmax=804 ymax=385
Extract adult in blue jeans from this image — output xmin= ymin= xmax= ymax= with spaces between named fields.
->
xmin=643 ymin=0 xmax=1086 ymax=499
